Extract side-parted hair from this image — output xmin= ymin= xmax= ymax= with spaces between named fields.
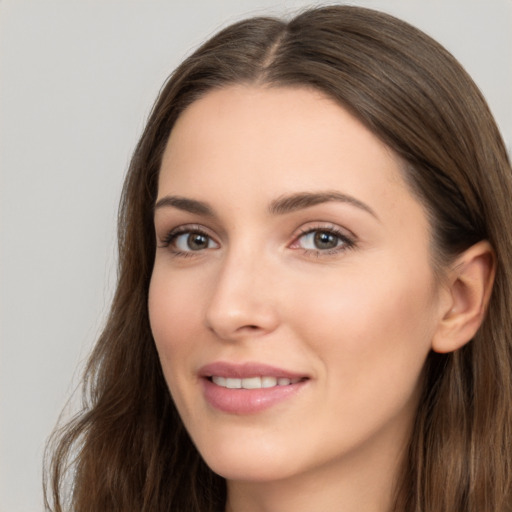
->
xmin=45 ymin=6 xmax=512 ymax=512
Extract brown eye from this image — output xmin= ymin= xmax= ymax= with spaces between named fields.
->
xmin=170 ymin=230 xmax=219 ymax=252
xmin=186 ymin=233 xmax=210 ymax=250
xmin=298 ymin=230 xmax=345 ymax=251
xmin=313 ymin=231 xmax=339 ymax=250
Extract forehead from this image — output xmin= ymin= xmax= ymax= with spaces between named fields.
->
xmin=158 ymin=85 xmax=425 ymax=229
xmin=161 ymin=86 xmax=398 ymax=186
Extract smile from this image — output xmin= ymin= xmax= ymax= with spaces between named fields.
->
xmin=200 ymin=362 xmax=309 ymax=414
xmin=210 ymin=376 xmax=303 ymax=389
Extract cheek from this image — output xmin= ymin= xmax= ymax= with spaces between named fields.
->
xmin=286 ymin=262 xmax=437 ymax=397
xmin=148 ymin=267 xmax=205 ymax=370
xmin=285 ymin=268 xmax=436 ymax=449
xmin=148 ymin=266 xmax=209 ymax=420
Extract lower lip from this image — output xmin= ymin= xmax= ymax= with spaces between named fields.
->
xmin=202 ymin=378 xmax=307 ymax=414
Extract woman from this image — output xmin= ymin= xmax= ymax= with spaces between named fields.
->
xmin=45 ymin=5 xmax=512 ymax=512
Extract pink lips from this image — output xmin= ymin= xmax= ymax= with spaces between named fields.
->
xmin=199 ymin=362 xmax=309 ymax=415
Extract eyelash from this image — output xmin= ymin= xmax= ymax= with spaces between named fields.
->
xmin=159 ymin=224 xmax=215 ymax=258
xmin=158 ymin=224 xmax=356 ymax=258
xmin=292 ymin=225 xmax=356 ymax=257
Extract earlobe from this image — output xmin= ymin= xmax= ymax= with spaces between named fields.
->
xmin=432 ymin=240 xmax=496 ymax=354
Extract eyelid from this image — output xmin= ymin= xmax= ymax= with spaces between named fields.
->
xmin=158 ymin=223 xmax=219 ymax=250
xmin=157 ymin=221 xmax=357 ymax=258
xmin=289 ymin=222 xmax=357 ymax=255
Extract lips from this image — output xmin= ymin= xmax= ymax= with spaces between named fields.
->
xmin=199 ymin=361 xmax=307 ymax=379
xmin=199 ymin=362 xmax=309 ymax=414
xmin=211 ymin=375 xmax=302 ymax=389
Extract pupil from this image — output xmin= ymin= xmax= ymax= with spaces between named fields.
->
xmin=314 ymin=231 xmax=337 ymax=249
xmin=188 ymin=233 xmax=208 ymax=250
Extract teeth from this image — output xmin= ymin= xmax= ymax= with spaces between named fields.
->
xmin=262 ymin=376 xmax=277 ymax=388
xmin=211 ymin=376 xmax=301 ymax=389
xmin=242 ymin=376 xmax=262 ymax=389
xmin=212 ymin=376 xmax=226 ymax=387
xmin=226 ymin=378 xmax=242 ymax=389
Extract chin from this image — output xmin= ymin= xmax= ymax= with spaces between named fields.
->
xmin=208 ymin=459 xmax=296 ymax=483
xmin=198 ymin=437 xmax=302 ymax=483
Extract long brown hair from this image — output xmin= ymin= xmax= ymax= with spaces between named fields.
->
xmin=44 ymin=6 xmax=512 ymax=511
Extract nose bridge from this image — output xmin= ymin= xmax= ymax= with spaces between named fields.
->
xmin=204 ymin=239 xmax=279 ymax=339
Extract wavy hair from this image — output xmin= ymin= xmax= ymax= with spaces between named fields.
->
xmin=45 ymin=5 xmax=512 ymax=511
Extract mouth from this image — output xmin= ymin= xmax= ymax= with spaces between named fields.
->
xmin=209 ymin=375 xmax=304 ymax=389
xmin=199 ymin=362 xmax=310 ymax=414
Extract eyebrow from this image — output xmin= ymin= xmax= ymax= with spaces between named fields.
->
xmin=154 ymin=196 xmax=214 ymax=216
xmin=154 ymin=191 xmax=378 ymax=220
xmin=269 ymin=191 xmax=379 ymax=219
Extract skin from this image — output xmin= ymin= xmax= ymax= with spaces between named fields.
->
xmin=148 ymin=85 xmax=483 ymax=512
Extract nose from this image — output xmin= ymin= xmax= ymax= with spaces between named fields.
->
xmin=204 ymin=249 xmax=280 ymax=341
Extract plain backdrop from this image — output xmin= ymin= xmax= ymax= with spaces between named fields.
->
xmin=1 ymin=1 xmax=511 ymax=510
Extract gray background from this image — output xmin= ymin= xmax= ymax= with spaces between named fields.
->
xmin=1 ymin=1 xmax=511 ymax=510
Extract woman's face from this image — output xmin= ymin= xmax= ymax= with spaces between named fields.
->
xmin=149 ymin=85 xmax=444 ymax=485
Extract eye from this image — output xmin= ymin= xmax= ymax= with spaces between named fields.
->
xmin=291 ymin=225 xmax=355 ymax=255
xmin=160 ymin=226 xmax=219 ymax=255
xmin=299 ymin=230 xmax=342 ymax=250
xmin=174 ymin=231 xmax=216 ymax=251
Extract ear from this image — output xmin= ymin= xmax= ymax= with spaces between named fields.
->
xmin=432 ymin=240 xmax=496 ymax=354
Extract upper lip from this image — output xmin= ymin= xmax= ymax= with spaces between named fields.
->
xmin=198 ymin=361 xmax=309 ymax=380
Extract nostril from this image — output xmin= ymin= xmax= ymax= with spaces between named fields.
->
xmin=238 ymin=325 xmax=261 ymax=332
